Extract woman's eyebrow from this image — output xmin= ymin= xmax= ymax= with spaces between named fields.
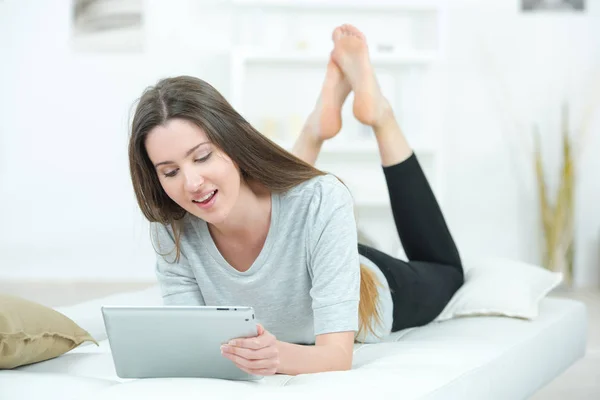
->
xmin=154 ymin=142 xmax=210 ymax=168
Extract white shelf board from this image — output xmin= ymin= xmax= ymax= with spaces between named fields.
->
xmin=276 ymin=139 xmax=438 ymax=156
xmin=232 ymin=0 xmax=440 ymax=12
xmin=235 ymin=48 xmax=438 ymax=66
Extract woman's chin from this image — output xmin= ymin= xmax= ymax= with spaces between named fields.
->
xmin=187 ymin=208 xmax=228 ymax=225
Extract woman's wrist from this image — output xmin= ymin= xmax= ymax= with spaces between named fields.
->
xmin=274 ymin=340 xmax=288 ymax=375
xmin=273 ymin=339 xmax=352 ymax=376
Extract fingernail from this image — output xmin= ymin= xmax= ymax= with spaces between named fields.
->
xmin=228 ymin=340 xmax=236 ymax=346
xmin=221 ymin=345 xmax=228 ymax=353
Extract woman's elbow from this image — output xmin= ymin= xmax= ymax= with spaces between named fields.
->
xmin=323 ymin=351 xmax=353 ymax=372
xmin=335 ymin=350 xmax=353 ymax=371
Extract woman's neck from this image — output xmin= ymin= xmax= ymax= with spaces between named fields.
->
xmin=208 ymin=180 xmax=271 ymax=242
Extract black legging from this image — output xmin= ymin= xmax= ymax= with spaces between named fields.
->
xmin=358 ymin=152 xmax=464 ymax=332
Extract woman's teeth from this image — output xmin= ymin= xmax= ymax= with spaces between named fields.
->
xmin=194 ymin=190 xmax=216 ymax=203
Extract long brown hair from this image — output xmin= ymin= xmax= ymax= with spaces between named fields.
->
xmin=128 ymin=75 xmax=382 ymax=340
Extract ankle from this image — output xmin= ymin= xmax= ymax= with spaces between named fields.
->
xmin=371 ymin=102 xmax=395 ymax=132
xmin=299 ymin=120 xmax=325 ymax=147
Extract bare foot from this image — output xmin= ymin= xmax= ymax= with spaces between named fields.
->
xmin=331 ymin=24 xmax=391 ymax=128
xmin=304 ymin=59 xmax=351 ymax=141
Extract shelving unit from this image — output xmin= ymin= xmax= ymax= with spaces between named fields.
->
xmin=234 ymin=48 xmax=438 ymax=66
xmin=275 ymin=138 xmax=439 ymax=157
xmin=231 ymin=0 xmax=440 ymax=12
xmin=228 ymin=47 xmax=441 ymax=122
xmin=226 ymin=0 xmax=447 ymax=256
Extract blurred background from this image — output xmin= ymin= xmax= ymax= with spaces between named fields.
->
xmin=0 ymin=1 xmax=599 ymax=396
xmin=0 ymin=0 xmax=599 ymax=289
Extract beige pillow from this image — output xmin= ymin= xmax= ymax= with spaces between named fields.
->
xmin=0 ymin=294 xmax=98 ymax=369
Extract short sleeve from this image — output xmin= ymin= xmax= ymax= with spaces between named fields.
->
xmin=152 ymin=222 xmax=206 ymax=306
xmin=307 ymin=179 xmax=360 ymax=336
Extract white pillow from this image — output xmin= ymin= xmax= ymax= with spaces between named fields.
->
xmin=434 ymin=257 xmax=563 ymax=322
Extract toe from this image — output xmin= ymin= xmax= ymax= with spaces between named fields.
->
xmin=345 ymin=24 xmax=363 ymax=37
xmin=332 ymin=26 xmax=344 ymax=42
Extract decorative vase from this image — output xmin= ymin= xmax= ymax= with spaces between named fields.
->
xmin=533 ymin=102 xmax=575 ymax=286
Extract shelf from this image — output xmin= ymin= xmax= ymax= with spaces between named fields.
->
xmin=232 ymin=0 xmax=440 ymax=12
xmin=228 ymin=0 xmax=447 ymax=211
xmin=235 ymin=48 xmax=438 ymax=66
xmin=275 ymin=139 xmax=438 ymax=156
xmin=279 ymin=140 xmax=379 ymax=154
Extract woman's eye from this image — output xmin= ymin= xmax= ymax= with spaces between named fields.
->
xmin=162 ymin=153 xmax=211 ymax=178
xmin=195 ymin=153 xmax=212 ymax=163
xmin=164 ymin=169 xmax=178 ymax=178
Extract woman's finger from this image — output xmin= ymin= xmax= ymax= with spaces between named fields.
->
xmin=228 ymin=332 xmax=274 ymax=350
xmin=222 ymin=344 xmax=278 ymax=360
xmin=223 ymin=351 xmax=279 ymax=370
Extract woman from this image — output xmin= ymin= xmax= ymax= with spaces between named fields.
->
xmin=128 ymin=24 xmax=463 ymax=377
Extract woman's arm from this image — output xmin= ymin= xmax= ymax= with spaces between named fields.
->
xmin=153 ymin=222 xmax=205 ymax=305
xmin=276 ymin=331 xmax=355 ymax=375
xmin=222 ymin=327 xmax=355 ymax=376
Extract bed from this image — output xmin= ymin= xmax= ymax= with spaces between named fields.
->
xmin=1 ymin=259 xmax=587 ymax=400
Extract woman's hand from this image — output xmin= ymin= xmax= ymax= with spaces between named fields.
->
xmin=221 ymin=323 xmax=280 ymax=376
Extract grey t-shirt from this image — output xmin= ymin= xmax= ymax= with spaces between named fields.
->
xmin=153 ymin=174 xmax=392 ymax=345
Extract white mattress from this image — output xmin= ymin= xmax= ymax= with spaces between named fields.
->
xmin=4 ymin=296 xmax=586 ymax=400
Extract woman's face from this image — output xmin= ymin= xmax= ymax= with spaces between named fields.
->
xmin=145 ymin=118 xmax=241 ymax=224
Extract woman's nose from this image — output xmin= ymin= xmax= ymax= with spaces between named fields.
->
xmin=184 ymin=170 xmax=205 ymax=192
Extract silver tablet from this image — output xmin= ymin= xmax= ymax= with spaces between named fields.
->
xmin=101 ymin=305 xmax=262 ymax=380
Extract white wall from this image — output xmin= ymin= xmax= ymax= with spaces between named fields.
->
xmin=1 ymin=0 xmax=599 ymax=286
xmin=441 ymin=0 xmax=600 ymax=287
xmin=0 ymin=0 xmax=232 ymax=280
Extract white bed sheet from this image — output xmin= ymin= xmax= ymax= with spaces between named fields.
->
xmin=5 ymin=296 xmax=586 ymax=400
